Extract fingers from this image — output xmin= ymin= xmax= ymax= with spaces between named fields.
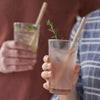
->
xmin=1 ymin=57 xmax=36 ymax=66
xmin=12 ymin=65 xmax=33 ymax=72
xmin=0 ymin=40 xmax=36 ymax=73
xmin=42 ymin=56 xmax=52 ymax=90
xmin=43 ymin=55 xmax=49 ymax=62
xmin=0 ymin=65 xmax=33 ymax=73
xmin=74 ymin=65 xmax=80 ymax=74
xmin=43 ymin=80 xmax=51 ymax=90
xmin=5 ymin=49 xmax=37 ymax=59
xmin=3 ymin=41 xmax=32 ymax=51
xmin=0 ymin=41 xmax=37 ymax=59
xmin=42 ymin=63 xmax=52 ymax=71
xmin=41 ymin=71 xmax=53 ymax=80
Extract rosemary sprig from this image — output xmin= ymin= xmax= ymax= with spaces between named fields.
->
xmin=47 ymin=19 xmax=65 ymax=50
xmin=47 ymin=19 xmax=58 ymax=39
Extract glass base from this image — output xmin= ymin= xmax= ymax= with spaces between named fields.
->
xmin=49 ymin=88 xmax=71 ymax=95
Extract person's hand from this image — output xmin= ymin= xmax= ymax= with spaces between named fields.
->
xmin=0 ymin=40 xmax=37 ymax=73
xmin=41 ymin=55 xmax=80 ymax=90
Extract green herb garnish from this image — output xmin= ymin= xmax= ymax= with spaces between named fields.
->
xmin=47 ymin=19 xmax=65 ymax=50
xmin=14 ymin=27 xmax=21 ymax=32
xmin=26 ymin=25 xmax=38 ymax=31
xmin=47 ymin=19 xmax=58 ymax=39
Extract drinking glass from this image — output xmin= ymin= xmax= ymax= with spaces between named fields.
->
xmin=49 ymin=39 xmax=78 ymax=95
xmin=14 ymin=22 xmax=40 ymax=52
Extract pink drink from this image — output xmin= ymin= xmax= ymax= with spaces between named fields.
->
xmin=49 ymin=39 xmax=77 ymax=95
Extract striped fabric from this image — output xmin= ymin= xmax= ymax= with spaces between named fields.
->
xmin=51 ymin=9 xmax=100 ymax=100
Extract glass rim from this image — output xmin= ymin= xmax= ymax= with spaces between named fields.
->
xmin=48 ymin=39 xmax=73 ymax=43
xmin=14 ymin=22 xmax=40 ymax=26
xmin=48 ymin=39 xmax=78 ymax=48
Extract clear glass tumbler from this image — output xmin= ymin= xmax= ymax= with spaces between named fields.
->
xmin=49 ymin=39 xmax=78 ymax=95
xmin=14 ymin=22 xmax=40 ymax=52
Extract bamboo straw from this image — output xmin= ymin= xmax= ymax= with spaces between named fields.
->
xmin=29 ymin=2 xmax=48 ymax=46
xmin=36 ymin=2 xmax=48 ymax=26
xmin=52 ymin=17 xmax=87 ymax=87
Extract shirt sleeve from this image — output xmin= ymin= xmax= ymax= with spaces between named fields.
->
xmin=51 ymin=95 xmax=59 ymax=100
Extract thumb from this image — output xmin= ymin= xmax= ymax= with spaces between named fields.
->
xmin=74 ymin=65 xmax=80 ymax=74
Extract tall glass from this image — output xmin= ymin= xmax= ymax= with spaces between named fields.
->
xmin=49 ymin=39 xmax=78 ymax=95
xmin=14 ymin=22 xmax=40 ymax=52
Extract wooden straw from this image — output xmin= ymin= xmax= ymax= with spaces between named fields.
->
xmin=29 ymin=2 xmax=48 ymax=46
xmin=35 ymin=2 xmax=48 ymax=27
xmin=52 ymin=17 xmax=87 ymax=87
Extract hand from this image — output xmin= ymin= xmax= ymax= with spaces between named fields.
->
xmin=41 ymin=55 xmax=80 ymax=90
xmin=0 ymin=40 xmax=37 ymax=73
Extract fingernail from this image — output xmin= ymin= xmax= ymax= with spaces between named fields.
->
xmin=45 ymin=83 xmax=49 ymax=89
xmin=48 ymin=72 xmax=51 ymax=76
xmin=47 ymin=63 xmax=52 ymax=69
xmin=43 ymin=83 xmax=48 ymax=89
xmin=44 ymin=56 xmax=48 ymax=61
xmin=46 ymin=81 xmax=50 ymax=89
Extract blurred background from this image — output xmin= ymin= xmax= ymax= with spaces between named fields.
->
xmin=0 ymin=0 xmax=100 ymax=100
xmin=46 ymin=0 xmax=100 ymax=39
